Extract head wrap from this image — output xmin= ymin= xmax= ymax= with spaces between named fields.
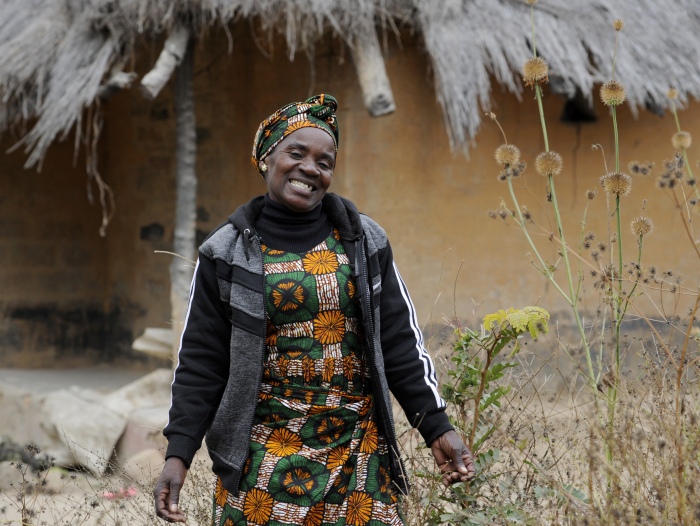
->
xmin=251 ymin=94 xmax=339 ymax=176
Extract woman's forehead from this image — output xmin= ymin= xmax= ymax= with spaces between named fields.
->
xmin=279 ymin=127 xmax=336 ymax=154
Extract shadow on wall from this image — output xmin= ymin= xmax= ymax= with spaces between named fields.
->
xmin=0 ymin=301 xmax=167 ymax=369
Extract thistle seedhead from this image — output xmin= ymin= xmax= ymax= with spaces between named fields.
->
xmin=495 ymin=144 xmax=521 ymax=167
xmin=667 ymin=88 xmax=678 ymax=100
xmin=601 ymin=264 xmax=620 ymax=282
xmin=631 ymin=216 xmax=653 ymax=237
xmin=600 ymin=80 xmax=626 ymax=106
xmin=672 ymin=131 xmax=692 ymax=150
xmin=628 ymin=161 xmax=654 ymax=176
xmin=600 ymin=172 xmax=632 ymax=197
xmin=523 ymin=57 xmax=549 ymax=87
xmin=585 ymin=188 xmax=598 ymax=200
xmin=613 ymin=19 xmax=624 ymax=31
xmin=511 ymin=161 xmax=527 ymax=178
xmin=535 ymin=151 xmax=563 ymax=176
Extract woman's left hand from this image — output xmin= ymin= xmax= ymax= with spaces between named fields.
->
xmin=430 ymin=430 xmax=476 ymax=486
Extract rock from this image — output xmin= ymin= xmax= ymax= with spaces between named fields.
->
xmin=119 ymin=448 xmax=165 ymax=485
xmin=0 ymin=460 xmax=24 ymax=491
xmin=132 ymin=328 xmax=174 ymax=358
xmin=41 ymin=389 xmax=126 ymax=473
xmin=102 ymin=368 xmax=172 ymax=418
xmin=0 ymin=384 xmax=60 ymax=462
xmin=1 ymin=369 xmax=173 ymax=475
xmin=40 ymin=467 xmax=71 ymax=493
xmin=114 ymin=405 xmax=169 ymax=461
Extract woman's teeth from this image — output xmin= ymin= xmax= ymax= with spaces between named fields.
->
xmin=290 ymin=180 xmax=313 ymax=191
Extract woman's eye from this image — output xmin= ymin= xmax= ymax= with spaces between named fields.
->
xmin=289 ymin=151 xmax=302 ymax=159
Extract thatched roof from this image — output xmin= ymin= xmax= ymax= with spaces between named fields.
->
xmin=1 ymin=0 xmax=699 ymax=167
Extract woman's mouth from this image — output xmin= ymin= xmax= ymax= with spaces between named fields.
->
xmin=289 ymin=179 xmax=314 ymax=192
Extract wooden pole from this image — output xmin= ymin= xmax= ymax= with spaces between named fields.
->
xmin=350 ymin=24 xmax=396 ymax=117
xmin=170 ymin=36 xmax=197 ymax=360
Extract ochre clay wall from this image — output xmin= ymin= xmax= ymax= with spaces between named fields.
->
xmin=1 ymin=25 xmax=697 ymax=367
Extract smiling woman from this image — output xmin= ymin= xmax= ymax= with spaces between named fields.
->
xmin=153 ymin=94 xmax=476 ymax=526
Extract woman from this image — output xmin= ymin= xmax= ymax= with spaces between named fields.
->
xmin=154 ymin=94 xmax=475 ymax=525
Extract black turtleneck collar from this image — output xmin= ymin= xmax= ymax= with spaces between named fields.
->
xmin=253 ymin=194 xmax=332 ymax=253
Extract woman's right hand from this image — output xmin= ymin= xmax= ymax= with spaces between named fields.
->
xmin=153 ymin=457 xmax=188 ymax=523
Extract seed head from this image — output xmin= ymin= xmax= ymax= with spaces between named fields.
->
xmin=667 ymin=88 xmax=678 ymax=100
xmin=523 ymin=57 xmax=549 ymax=87
xmin=488 ymin=210 xmax=497 ymax=219
xmin=613 ymin=19 xmax=624 ymax=31
xmin=672 ymin=131 xmax=691 ymax=150
xmin=497 ymin=171 xmax=508 ymax=182
xmin=628 ymin=161 xmax=654 ymax=176
xmin=511 ymin=161 xmax=527 ymax=178
xmin=525 ymin=0 xmax=538 ymax=4
xmin=600 ymin=80 xmax=626 ymax=106
xmin=600 ymin=172 xmax=632 ymax=197
xmin=585 ymin=188 xmax=598 ymax=200
xmin=535 ymin=151 xmax=563 ymax=176
xmin=631 ymin=217 xmax=653 ymax=237
xmin=495 ymin=144 xmax=521 ymax=167
xmin=498 ymin=210 xmax=508 ymax=220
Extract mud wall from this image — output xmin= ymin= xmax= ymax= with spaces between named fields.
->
xmin=1 ymin=24 xmax=697 ymax=367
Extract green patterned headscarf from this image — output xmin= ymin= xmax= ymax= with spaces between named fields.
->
xmin=251 ymin=94 xmax=339 ymax=176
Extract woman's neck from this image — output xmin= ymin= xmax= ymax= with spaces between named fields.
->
xmin=254 ymin=194 xmax=331 ymax=253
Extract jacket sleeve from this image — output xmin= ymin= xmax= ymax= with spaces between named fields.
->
xmin=377 ymin=241 xmax=454 ymax=447
xmin=163 ymin=253 xmax=231 ymax=468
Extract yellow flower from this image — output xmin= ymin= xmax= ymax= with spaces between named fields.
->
xmin=327 ymin=445 xmax=349 ymax=470
xmin=243 ymin=488 xmax=274 ymax=524
xmin=317 ymin=416 xmax=345 ymax=443
xmin=214 ymin=477 xmax=228 ymax=507
xmin=266 ymin=428 xmax=302 ymax=456
xmin=303 ymin=502 xmax=325 ymax=526
xmin=303 ymin=250 xmax=339 ymax=275
xmin=283 ymin=468 xmax=314 ymax=495
xmin=314 ymin=310 xmax=346 ymax=344
xmin=360 ymin=420 xmax=378 ymax=453
xmin=346 ymin=492 xmax=373 ymax=525
xmin=272 ymin=281 xmax=306 ymax=311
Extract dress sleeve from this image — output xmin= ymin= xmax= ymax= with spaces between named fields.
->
xmin=163 ymin=253 xmax=231 ymax=468
xmin=376 ymin=241 xmax=454 ymax=447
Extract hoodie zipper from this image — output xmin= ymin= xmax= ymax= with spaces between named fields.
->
xmin=234 ymin=233 xmax=267 ymax=495
xmin=357 ymin=237 xmax=408 ymax=494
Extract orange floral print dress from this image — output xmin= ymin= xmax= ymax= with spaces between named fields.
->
xmin=212 ymin=230 xmax=403 ymax=526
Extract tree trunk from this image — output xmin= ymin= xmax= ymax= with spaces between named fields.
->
xmin=170 ymin=37 xmax=197 ymax=362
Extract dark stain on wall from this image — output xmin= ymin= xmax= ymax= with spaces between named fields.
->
xmin=140 ymin=223 xmax=165 ymax=241
xmin=0 ymin=301 xmax=159 ymax=367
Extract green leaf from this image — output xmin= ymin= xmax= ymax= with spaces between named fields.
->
xmin=506 ymin=310 xmax=529 ymax=332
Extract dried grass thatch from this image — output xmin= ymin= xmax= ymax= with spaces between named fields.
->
xmin=1 ymin=0 xmax=700 ymax=167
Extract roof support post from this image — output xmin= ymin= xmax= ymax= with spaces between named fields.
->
xmin=350 ymin=24 xmax=396 ymax=117
xmin=140 ymin=24 xmax=191 ymax=100
xmin=170 ymin=35 xmax=197 ymax=361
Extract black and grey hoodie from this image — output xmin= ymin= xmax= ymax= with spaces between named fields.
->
xmin=164 ymin=193 xmax=452 ymax=495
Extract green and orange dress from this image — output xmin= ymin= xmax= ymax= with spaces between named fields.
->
xmin=212 ymin=230 xmax=403 ymax=526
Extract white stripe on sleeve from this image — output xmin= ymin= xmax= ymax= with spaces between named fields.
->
xmin=166 ymin=258 xmax=200 ymax=426
xmin=392 ymin=262 xmax=445 ymax=408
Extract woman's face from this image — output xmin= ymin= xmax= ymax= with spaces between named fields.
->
xmin=263 ymin=127 xmax=335 ymax=213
